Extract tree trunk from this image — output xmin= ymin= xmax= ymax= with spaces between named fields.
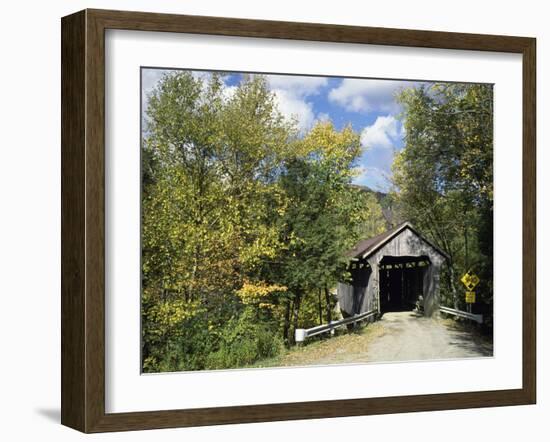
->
xmin=324 ymin=286 xmax=332 ymax=324
xmin=464 ymin=217 xmax=469 ymax=270
xmin=282 ymin=298 xmax=291 ymax=346
xmin=318 ymin=288 xmax=323 ymax=325
xmin=291 ymin=291 xmax=302 ymax=345
xmin=449 ymin=261 xmax=459 ymax=309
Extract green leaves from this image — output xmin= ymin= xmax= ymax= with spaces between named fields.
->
xmin=274 ymin=121 xmax=382 ymax=294
xmin=393 ymin=83 xmax=494 ymax=310
xmin=141 ymin=72 xmax=389 ymax=371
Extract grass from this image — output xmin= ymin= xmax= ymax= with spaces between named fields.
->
xmin=246 ymin=321 xmax=385 ymax=369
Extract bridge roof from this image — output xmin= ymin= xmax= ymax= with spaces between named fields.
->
xmin=348 ymin=222 xmax=450 ymax=261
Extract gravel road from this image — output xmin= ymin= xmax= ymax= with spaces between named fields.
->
xmin=361 ymin=310 xmax=493 ymax=363
xmin=280 ymin=310 xmax=493 ymax=367
xmin=258 ymin=310 xmax=493 ymax=368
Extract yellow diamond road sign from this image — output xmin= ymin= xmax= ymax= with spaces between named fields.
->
xmin=461 ymin=271 xmax=480 ymax=291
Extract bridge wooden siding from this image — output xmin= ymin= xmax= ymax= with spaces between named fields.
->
xmin=337 ymin=222 xmax=449 ymax=318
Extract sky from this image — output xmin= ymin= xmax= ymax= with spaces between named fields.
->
xmin=141 ymin=68 xmax=430 ymax=192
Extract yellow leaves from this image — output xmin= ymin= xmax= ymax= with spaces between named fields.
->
xmin=236 ymin=279 xmax=287 ymax=307
xmin=276 ymin=206 xmax=286 ymax=216
xmin=238 ymin=224 xmax=281 ymax=268
xmin=145 ymin=298 xmax=202 ymax=331
xmin=294 ymin=121 xmax=361 ymax=164
xmin=143 ymin=356 xmax=158 ymax=372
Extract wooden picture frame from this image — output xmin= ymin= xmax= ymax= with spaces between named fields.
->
xmin=61 ymin=8 xmax=536 ymax=433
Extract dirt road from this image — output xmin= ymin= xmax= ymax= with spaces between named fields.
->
xmin=360 ymin=311 xmax=493 ymax=363
xmin=262 ymin=310 xmax=492 ymax=368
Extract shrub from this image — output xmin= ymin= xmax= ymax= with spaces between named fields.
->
xmin=205 ymin=307 xmax=283 ymax=369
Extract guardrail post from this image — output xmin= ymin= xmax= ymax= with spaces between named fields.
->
xmin=295 ymin=328 xmax=306 ymax=344
xmin=293 ymin=310 xmax=377 ymax=344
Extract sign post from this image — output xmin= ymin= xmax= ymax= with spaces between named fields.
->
xmin=461 ymin=271 xmax=480 ymax=312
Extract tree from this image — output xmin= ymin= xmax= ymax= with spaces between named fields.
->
xmin=141 ymin=71 xmax=394 ymax=371
xmin=393 ymin=83 xmax=493 ymax=311
xmin=270 ymin=122 xmax=378 ymax=343
xmin=141 ymin=72 xmax=295 ymax=370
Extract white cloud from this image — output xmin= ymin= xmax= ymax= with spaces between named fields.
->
xmin=328 ymin=79 xmax=416 ymax=113
xmin=315 ymin=112 xmax=331 ymax=123
xmin=354 ymin=115 xmax=404 ymax=191
xmin=360 ymin=115 xmax=402 ymax=150
xmin=142 ymin=69 xmax=165 ymax=95
xmin=268 ymin=75 xmax=327 ymax=97
xmin=141 ymin=69 xmax=169 ymax=110
xmin=221 ymin=85 xmax=237 ymax=102
xmin=191 ymin=70 xmax=210 ymax=81
xmin=267 ymin=75 xmax=328 ymax=132
xmin=272 ymin=89 xmax=316 ymax=132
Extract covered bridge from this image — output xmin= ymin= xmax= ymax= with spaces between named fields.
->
xmin=337 ymin=222 xmax=449 ymax=318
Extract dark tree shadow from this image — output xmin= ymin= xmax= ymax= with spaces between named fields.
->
xmin=444 ymin=323 xmax=494 ymax=357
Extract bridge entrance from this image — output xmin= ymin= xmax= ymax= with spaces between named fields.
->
xmin=379 ymin=256 xmax=430 ymax=313
xmin=337 ymin=223 xmax=448 ymax=317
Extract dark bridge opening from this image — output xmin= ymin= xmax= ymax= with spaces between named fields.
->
xmin=379 ymin=256 xmax=429 ymax=313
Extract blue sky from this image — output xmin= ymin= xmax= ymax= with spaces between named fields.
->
xmin=142 ymin=68 xmax=430 ymax=192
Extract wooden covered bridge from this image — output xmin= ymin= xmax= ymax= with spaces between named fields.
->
xmin=295 ymin=223 xmax=485 ymax=343
xmin=337 ymin=222 xmax=449 ymax=318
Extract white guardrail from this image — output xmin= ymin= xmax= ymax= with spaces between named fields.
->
xmin=439 ymin=305 xmax=483 ymax=324
xmin=295 ymin=309 xmax=377 ymax=343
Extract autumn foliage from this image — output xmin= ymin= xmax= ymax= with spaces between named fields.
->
xmin=141 ymin=72 xmax=385 ymax=372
